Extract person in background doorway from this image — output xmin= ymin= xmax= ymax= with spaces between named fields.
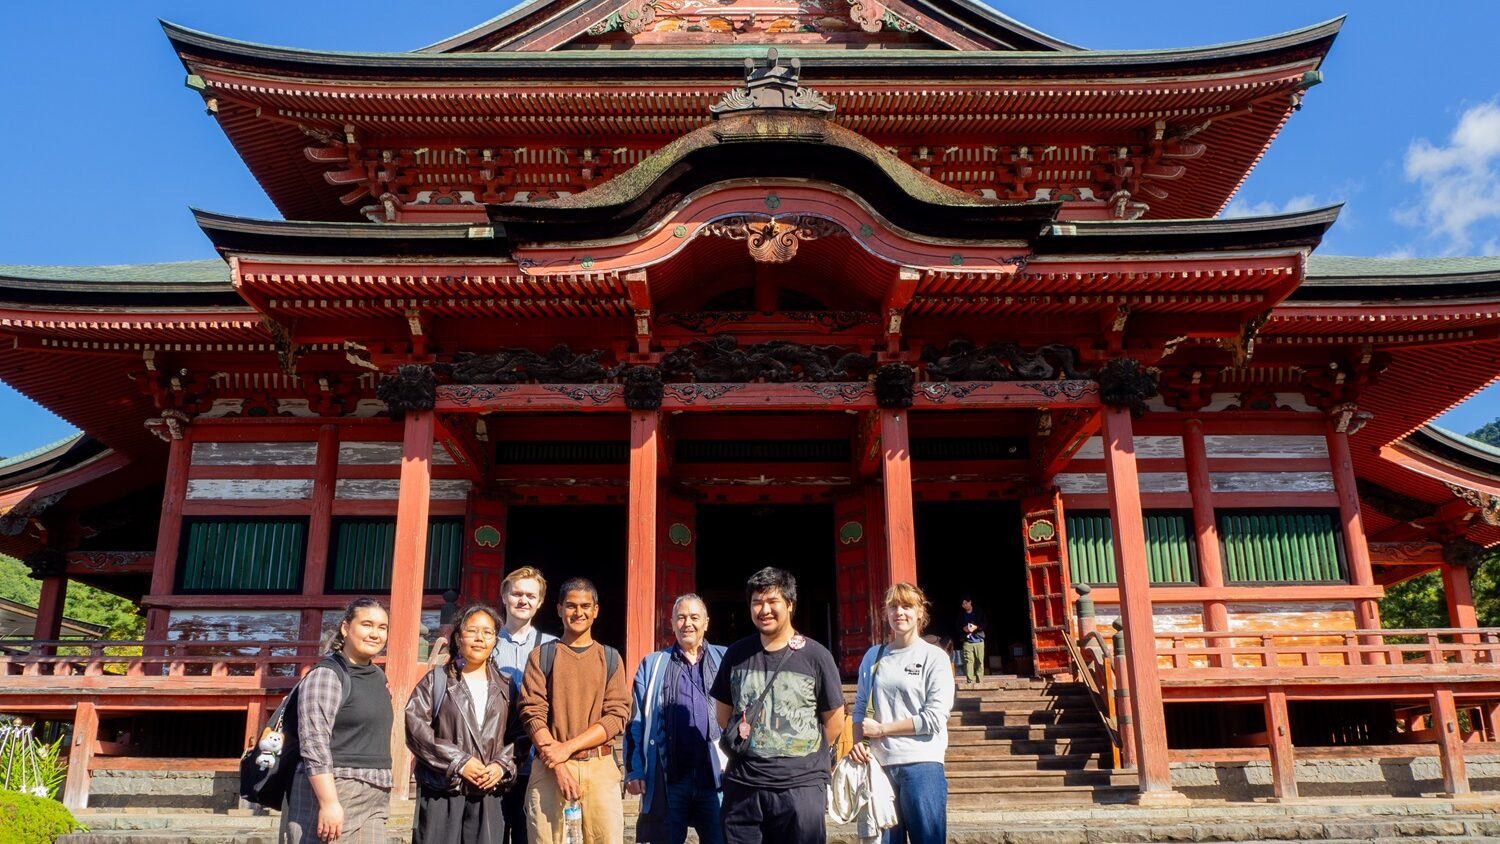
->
xmin=625 ymin=594 xmax=728 ymax=844
xmin=850 ymin=583 xmax=955 ymax=844
xmin=406 ymin=603 xmax=517 ymax=843
xmin=490 ymin=567 xmax=558 ymax=844
xmin=957 ymin=597 xmax=987 ymax=684
xmin=280 ymin=598 xmax=393 ymax=844
xmin=711 ymin=567 xmax=845 ymax=844
xmin=519 ymin=577 xmax=629 ymax=843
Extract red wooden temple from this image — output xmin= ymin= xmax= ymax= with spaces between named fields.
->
xmin=3 ymin=0 xmax=1500 ymax=810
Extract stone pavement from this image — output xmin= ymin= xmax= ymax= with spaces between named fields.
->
xmin=61 ymin=796 xmax=1500 ymax=843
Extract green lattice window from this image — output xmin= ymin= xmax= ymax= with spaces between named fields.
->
xmin=178 ymin=518 xmax=307 ymax=593
xmin=328 ymin=517 xmax=463 ymax=594
xmin=1218 ymin=510 xmax=1347 ymax=584
xmin=1064 ymin=511 xmax=1198 ymax=586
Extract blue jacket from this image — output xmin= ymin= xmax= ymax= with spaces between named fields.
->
xmin=623 ymin=643 xmax=727 ymax=816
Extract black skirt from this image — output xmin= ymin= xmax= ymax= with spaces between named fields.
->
xmin=413 ymin=785 xmax=505 ymax=844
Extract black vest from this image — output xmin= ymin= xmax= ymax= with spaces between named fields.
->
xmin=329 ymin=657 xmax=394 ymax=770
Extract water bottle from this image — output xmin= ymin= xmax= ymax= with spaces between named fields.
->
xmin=563 ymin=799 xmax=583 ymax=844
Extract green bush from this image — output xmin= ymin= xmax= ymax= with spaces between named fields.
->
xmin=0 ymin=791 xmax=84 ymax=844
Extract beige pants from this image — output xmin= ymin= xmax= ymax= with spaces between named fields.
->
xmin=524 ymin=754 xmax=624 ymax=844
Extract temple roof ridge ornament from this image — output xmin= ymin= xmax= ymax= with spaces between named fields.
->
xmin=710 ymin=49 xmax=836 ymax=118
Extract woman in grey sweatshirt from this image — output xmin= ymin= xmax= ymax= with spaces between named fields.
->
xmin=850 ymin=582 xmax=956 ymax=844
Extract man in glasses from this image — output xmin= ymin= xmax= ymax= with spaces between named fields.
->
xmin=624 ymin=593 xmax=728 ymax=844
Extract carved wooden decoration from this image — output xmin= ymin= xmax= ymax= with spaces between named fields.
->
xmin=660 ymin=335 xmax=873 ymax=382
xmin=701 ymin=215 xmax=845 ymax=263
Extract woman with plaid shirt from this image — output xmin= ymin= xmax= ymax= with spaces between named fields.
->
xmin=280 ymin=598 xmax=394 ymax=844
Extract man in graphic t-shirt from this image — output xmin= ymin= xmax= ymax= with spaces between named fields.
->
xmin=710 ymin=567 xmax=845 ymax=844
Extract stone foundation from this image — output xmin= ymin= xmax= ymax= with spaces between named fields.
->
xmin=1172 ymin=754 xmax=1500 ymax=800
xmin=87 ymin=769 xmax=241 ymax=812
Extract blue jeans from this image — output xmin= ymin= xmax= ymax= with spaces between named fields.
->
xmin=882 ymin=762 xmax=947 ymax=844
xmin=665 ymin=775 xmax=724 ymax=844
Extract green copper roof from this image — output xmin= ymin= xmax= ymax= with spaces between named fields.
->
xmin=0 ymin=260 xmax=228 ymax=285
xmin=0 ymin=433 xmax=86 ymax=473
xmin=1427 ymin=425 xmax=1500 ymax=462
xmin=1307 ymin=255 xmax=1500 ymax=279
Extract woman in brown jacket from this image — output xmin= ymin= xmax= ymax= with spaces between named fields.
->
xmin=406 ymin=604 xmax=518 ymax=844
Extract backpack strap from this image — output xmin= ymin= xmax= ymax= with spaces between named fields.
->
xmin=538 ymin=640 xmax=619 ymax=694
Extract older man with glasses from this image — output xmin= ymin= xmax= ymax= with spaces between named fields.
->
xmin=624 ymin=594 xmax=729 ymax=844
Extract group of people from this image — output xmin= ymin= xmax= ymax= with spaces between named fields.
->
xmin=278 ymin=565 xmax=958 ymax=844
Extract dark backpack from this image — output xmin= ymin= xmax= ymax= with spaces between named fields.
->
xmin=535 ymin=640 xmax=620 ymax=690
xmin=239 ymin=655 xmax=350 ymax=809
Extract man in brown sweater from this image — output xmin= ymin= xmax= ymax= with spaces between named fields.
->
xmin=520 ymin=576 xmax=630 ymax=843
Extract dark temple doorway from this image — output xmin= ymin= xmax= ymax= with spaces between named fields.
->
xmin=504 ymin=505 xmax=628 ymax=650
xmin=915 ymin=500 xmax=1030 ymax=674
xmin=696 ymin=504 xmax=837 ymax=652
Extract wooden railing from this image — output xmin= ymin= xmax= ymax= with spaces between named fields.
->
xmin=1154 ymin=628 xmax=1500 ymax=680
xmin=0 ymin=639 xmax=331 ymax=689
xmin=1063 ymin=629 xmax=1122 ymax=767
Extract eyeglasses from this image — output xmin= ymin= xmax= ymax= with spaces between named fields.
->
xmin=461 ymin=629 xmax=496 ymax=641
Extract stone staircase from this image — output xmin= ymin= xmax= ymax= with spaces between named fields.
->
xmin=940 ymin=674 xmax=1137 ymax=807
xmin=63 ymin=801 xmax=1500 ymax=843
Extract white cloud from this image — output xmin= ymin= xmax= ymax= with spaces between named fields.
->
xmin=1223 ymin=194 xmax=1317 ymax=219
xmin=1400 ymin=100 xmax=1500 ymax=253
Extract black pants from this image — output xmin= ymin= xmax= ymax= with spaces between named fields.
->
xmin=413 ymin=785 xmax=503 ymax=844
xmin=499 ymin=773 xmax=528 ymax=844
xmin=720 ymin=780 xmax=825 ymax=844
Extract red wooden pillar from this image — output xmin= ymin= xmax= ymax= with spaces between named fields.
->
xmin=1326 ymin=421 xmax=1380 ymax=630
xmin=1433 ymin=687 xmax=1471 ymax=795
xmin=146 ymin=433 xmax=193 ymax=642
xmin=62 ymin=699 xmax=99 ymax=810
xmin=387 ymin=410 xmax=434 ymax=800
xmin=244 ymin=698 xmax=266 ymax=754
xmin=1443 ymin=563 xmax=1480 ymax=631
xmin=1264 ymin=689 xmax=1298 ymax=799
xmin=1101 ymin=407 xmax=1176 ymax=798
xmin=880 ymin=409 xmax=917 ymax=588
xmin=33 ymin=574 xmax=66 ymax=645
xmin=626 ymin=411 xmax=659 ymax=676
xmin=299 ymin=425 xmax=340 ymax=648
xmin=1183 ymin=420 xmax=1229 ymax=653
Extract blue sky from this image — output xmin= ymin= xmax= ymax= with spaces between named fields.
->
xmin=0 ymin=1 xmax=1496 ymax=454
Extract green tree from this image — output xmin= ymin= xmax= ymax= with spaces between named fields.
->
xmin=1470 ymin=417 xmax=1500 ymax=448
xmin=0 ymin=556 xmax=144 ymax=639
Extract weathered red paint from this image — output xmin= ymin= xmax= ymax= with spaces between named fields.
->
xmin=626 ymin=411 xmax=659 ymax=676
xmin=387 ymin=410 xmax=434 ymax=800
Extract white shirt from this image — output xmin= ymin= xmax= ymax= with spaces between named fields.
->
xmin=464 ymin=671 xmax=489 ymax=723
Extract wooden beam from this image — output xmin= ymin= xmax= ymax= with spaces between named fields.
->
xmin=435 ymin=414 xmax=490 ymax=483
xmin=881 ymin=409 xmax=918 ymax=588
xmin=435 ymin=380 xmax=1101 ymax=413
xmin=1101 ymin=407 xmax=1177 ymax=799
xmin=1327 ymin=421 xmax=1381 ymax=631
xmin=147 ymin=434 xmax=192 ymax=642
xmin=1263 ymin=689 xmax=1298 ymax=800
xmin=302 ymin=425 xmax=339 ymax=601
xmin=1368 ymin=542 xmax=1446 ymax=566
xmin=1433 ymin=688 xmax=1472 ymax=796
xmin=32 ymin=575 xmax=66 ymax=646
xmin=386 ymin=409 xmax=433 ymax=801
xmin=62 ymin=699 xmax=98 ymax=810
xmin=853 ymin=411 xmax=882 ymax=480
xmin=1037 ymin=407 xmax=1102 ymax=480
xmin=1184 ymin=420 xmax=1230 ymax=639
xmin=626 ymin=411 xmax=659 ymax=677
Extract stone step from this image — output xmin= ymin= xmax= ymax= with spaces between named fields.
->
xmin=945 ymin=752 xmax=1109 ymax=771
xmin=947 ymin=785 xmax=1138 ymax=808
xmin=945 ymin=736 xmax=1113 ymax=755
xmin=954 ymin=692 xmax=1095 ymax=707
xmin=66 ymin=808 xmax=1500 ymax=844
xmin=944 ymin=767 xmax=1136 ymax=788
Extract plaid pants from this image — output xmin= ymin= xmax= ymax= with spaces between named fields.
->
xmin=280 ymin=771 xmax=390 ymax=844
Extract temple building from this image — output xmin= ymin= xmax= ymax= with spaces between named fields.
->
xmin=3 ymin=0 xmax=1500 ymax=811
